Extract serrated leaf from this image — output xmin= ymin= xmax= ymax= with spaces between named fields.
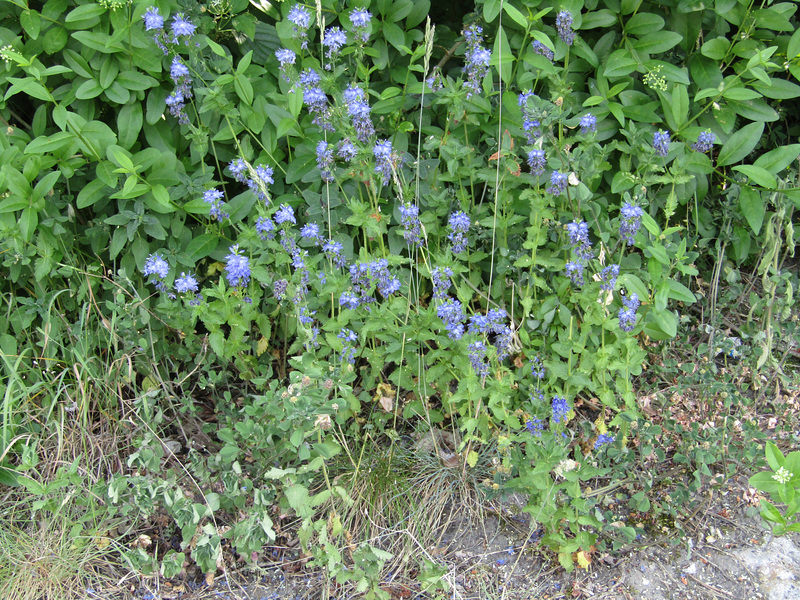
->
xmin=717 ymin=121 xmax=764 ymax=166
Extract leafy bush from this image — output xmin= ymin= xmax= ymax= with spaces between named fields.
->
xmin=1 ymin=0 xmax=798 ymax=582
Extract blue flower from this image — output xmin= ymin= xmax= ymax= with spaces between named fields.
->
xmin=298 ymin=68 xmax=321 ymax=88
xmin=165 ymin=91 xmax=188 ymax=124
xmin=323 ymin=240 xmax=347 ymax=268
xmin=462 ymin=24 xmax=491 ymax=98
xmin=287 ymin=4 xmax=312 ymax=49
xmin=275 ymin=204 xmax=296 ymax=226
xmin=692 ymin=130 xmax=715 ymax=153
xmin=567 ymin=220 xmax=593 ymax=261
xmin=525 ymin=417 xmax=544 ymax=437
xmin=531 ymin=40 xmax=554 ymax=61
xmin=300 ymin=223 xmax=322 ymax=244
xmin=203 ymin=188 xmax=228 ymax=222
xmin=337 ymin=139 xmax=357 ymax=161
xmin=142 ymin=7 xmax=163 ymax=31
xmin=565 ymin=260 xmax=585 ymax=286
xmin=143 ymin=253 xmax=169 ymax=280
xmin=619 ymin=293 xmax=640 ymax=332
xmin=170 ymin=57 xmax=190 ymax=82
xmin=531 ymin=356 xmax=545 ymax=380
xmin=373 ymin=139 xmax=396 ymax=184
xmin=224 ymin=245 xmax=250 ymax=288
xmin=273 ymin=279 xmax=288 ymax=301
xmin=653 ymin=130 xmax=670 ymax=157
xmin=619 ymin=203 xmax=644 ymax=246
xmin=171 ymin=14 xmax=196 ymax=40
xmin=599 ymin=264 xmax=620 ymax=291
xmin=229 ymin=157 xmax=247 ymax=182
xmin=275 ymin=48 xmax=295 ymax=67
xmin=437 ymin=298 xmax=466 ymax=340
xmin=316 ymin=140 xmax=335 ymax=182
xmin=526 ymin=149 xmax=546 ymax=176
xmin=399 ymin=204 xmax=422 ymax=247
xmin=594 ymin=433 xmax=615 ymax=449
xmin=555 ymin=11 xmax=575 ymax=46
xmin=323 ymin=26 xmax=347 ymax=62
xmin=580 ymin=114 xmax=597 ymax=133
xmin=349 ymin=8 xmax=372 ymax=42
xmin=547 ymin=171 xmax=568 ymax=196
xmin=256 ymin=216 xmax=275 ymax=240
xmin=175 ymin=272 xmax=198 ymax=293
xmin=551 ymin=396 xmax=570 ymax=424
xmin=338 ymin=328 xmax=358 ymax=363
xmin=431 ymin=267 xmax=453 ymax=299
xmin=339 ymin=290 xmax=361 ymax=310
xmin=447 ymin=211 xmax=470 ymax=253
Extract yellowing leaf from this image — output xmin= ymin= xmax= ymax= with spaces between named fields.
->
xmin=575 ymin=549 xmax=592 ymax=569
xmin=467 ymin=450 xmax=479 ymax=468
xmin=256 ymin=336 xmax=269 ymax=356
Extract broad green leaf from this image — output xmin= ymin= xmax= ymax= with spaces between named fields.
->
xmin=789 ymin=27 xmax=800 ymax=60
xmin=752 ymin=8 xmax=793 ymax=31
xmin=383 ymin=21 xmax=405 ymax=50
xmin=147 ymin=184 xmax=173 ymax=213
xmin=751 ymin=78 xmax=800 ymax=100
xmin=717 ymin=121 xmax=764 ymax=166
xmin=65 ymin=3 xmax=106 ymax=23
xmin=117 ymin=102 xmax=142 ymax=149
xmin=722 ymin=87 xmax=761 ymax=101
xmin=503 ymin=3 xmax=528 ymax=28
xmin=603 ymin=49 xmax=638 ymax=78
xmin=732 ymin=165 xmax=776 ymax=189
xmin=625 ymin=13 xmax=664 ymax=36
xmin=491 ymin=26 xmax=513 ymax=84
xmin=754 ymin=144 xmax=800 ymax=174
xmin=727 ymin=98 xmax=778 ymax=122
xmin=632 ymin=31 xmax=682 ymax=54
xmin=186 ymin=234 xmax=220 ymax=261
xmin=234 ymin=75 xmax=253 ymax=106
xmin=71 ymin=31 xmax=122 ymax=53
xmin=20 ymin=9 xmax=42 ymax=39
xmin=738 ymin=187 xmax=765 ymax=234
xmin=689 ymin=54 xmax=722 ymax=90
xmin=76 ymin=179 xmax=109 ymax=208
xmin=651 ymin=308 xmax=677 ymax=338
xmin=700 ymin=37 xmax=729 ymax=60
xmin=667 ymin=280 xmax=696 ymax=303
xmin=75 ymin=78 xmax=104 ymax=100
xmin=765 ymin=441 xmax=785 ymax=472
xmin=24 ymin=132 xmax=75 ymax=155
xmin=32 ymin=171 xmax=60 ymax=203
xmin=116 ymin=70 xmax=158 ymax=91
xmin=581 ymin=9 xmax=616 ymax=29
xmin=19 ymin=207 xmax=38 ymax=242
xmin=670 ymin=84 xmax=689 ymax=127
xmin=483 ymin=0 xmax=501 ymax=22
xmin=43 ymin=26 xmax=68 ymax=54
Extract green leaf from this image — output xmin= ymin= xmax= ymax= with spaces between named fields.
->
xmin=632 ymin=31 xmax=682 ymax=54
xmin=491 ymin=26 xmax=513 ymax=84
xmin=789 ymin=27 xmax=800 ymax=60
xmin=738 ymin=187 xmax=765 ymax=234
xmin=147 ymin=184 xmax=173 ymax=213
xmin=581 ymin=9 xmax=616 ymax=29
xmin=19 ymin=207 xmax=38 ymax=243
xmin=751 ymin=78 xmax=800 ymax=100
xmin=670 ymin=85 xmax=689 ymax=127
xmin=503 ymin=3 xmax=528 ymax=28
xmin=727 ymin=98 xmax=778 ymax=122
xmin=754 ymin=144 xmax=800 ymax=174
xmin=651 ymin=309 xmax=678 ymax=337
xmin=76 ymin=179 xmax=109 ymax=209
xmin=383 ymin=21 xmax=405 ymax=50
xmin=24 ymin=132 xmax=75 ymax=155
xmin=116 ymin=70 xmax=158 ymax=91
xmin=65 ymin=3 xmax=106 ymax=23
xmin=483 ymin=0 xmax=501 ymax=22
xmin=700 ymin=37 xmax=729 ymax=60
xmin=71 ymin=31 xmax=121 ymax=53
xmin=75 ymin=78 xmax=104 ymax=100
xmin=667 ymin=280 xmax=696 ymax=303
xmin=234 ymin=75 xmax=253 ymax=106
xmin=765 ymin=441 xmax=785 ymax=472
xmin=285 ymin=484 xmax=313 ymax=518
xmin=732 ymin=165 xmax=776 ymax=189
xmin=20 ymin=9 xmax=42 ymax=39
xmin=186 ymin=234 xmax=220 ymax=261
xmin=117 ymin=102 xmax=142 ymax=149
xmin=43 ymin=26 xmax=68 ymax=54
xmin=625 ymin=13 xmax=664 ymax=36
xmin=603 ymin=49 xmax=638 ymax=78
xmin=717 ymin=121 xmax=764 ymax=166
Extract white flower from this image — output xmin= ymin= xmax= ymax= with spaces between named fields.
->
xmin=772 ymin=467 xmax=792 ymax=485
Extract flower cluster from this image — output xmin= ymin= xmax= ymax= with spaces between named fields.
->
xmin=142 ymin=7 xmax=196 ymax=54
xmin=619 ymin=203 xmax=644 ymax=246
xmin=599 ymin=264 xmax=620 ymax=291
xmin=531 ymin=40 xmax=554 ymax=61
xmin=462 ymin=24 xmax=491 ymax=98
xmin=224 ymin=245 xmax=251 ymax=288
xmin=547 ymin=171 xmax=569 ymax=196
xmin=431 ymin=267 xmax=453 ymax=299
xmin=323 ymin=26 xmax=347 ymax=64
xmin=373 ymin=139 xmax=398 ymax=184
xmin=653 ymin=130 xmax=670 ymax=157
xmin=468 ymin=308 xmax=513 ymax=361
xmin=287 ymin=4 xmax=312 ymax=50
xmin=564 ymin=220 xmax=594 ymax=286
xmin=580 ymin=114 xmax=597 ymax=134
xmin=518 ymin=91 xmax=542 ymax=144
xmin=467 ymin=340 xmax=489 ymax=378
xmin=399 ymin=204 xmax=423 ymax=247
xmin=203 ymin=188 xmax=228 ymax=222
xmin=340 ymin=259 xmax=400 ymax=310
xmin=447 ymin=211 xmax=470 ymax=253
xmin=555 ymin=11 xmax=575 ymax=46
xmin=338 ymin=328 xmax=358 ymax=364
xmin=525 ymin=417 xmax=544 ymax=437
xmin=437 ymin=298 xmax=466 ymax=340
xmin=618 ymin=293 xmax=640 ymax=332
xmin=316 ymin=141 xmax=335 ymax=182
xmin=299 ymin=69 xmax=331 ymax=129
xmin=349 ymin=8 xmax=372 ymax=43
xmin=594 ymin=433 xmax=615 ymax=449
xmin=228 ymin=157 xmax=275 ymax=204
xmin=526 ymin=149 xmax=546 ymax=176
xmin=142 ymin=253 xmax=201 ymax=304
xmin=551 ymin=396 xmax=570 ymax=424
xmin=343 ymin=85 xmax=374 ymax=142
xmin=692 ymin=130 xmax=716 ymax=153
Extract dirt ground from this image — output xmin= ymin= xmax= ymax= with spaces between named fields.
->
xmin=117 ymin=469 xmax=800 ymax=600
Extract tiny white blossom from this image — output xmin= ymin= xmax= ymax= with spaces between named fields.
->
xmin=773 ymin=466 xmax=792 ymax=485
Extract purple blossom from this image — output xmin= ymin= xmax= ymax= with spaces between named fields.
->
xmin=531 ymin=40 xmax=554 ymax=61
xmin=338 ymin=139 xmax=357 ymax=161
xmin=323 ymin=240 xmax=346 ymax=267
xmin=692 ymin=130 xmax=715 ymax=153
xmin=298 ymin=68 xmax=320 ymax=89
xmin=256 ymin=216 xmax=275 ymax=240
xmin=567 ymin=220 xmax=593 ymax=261
xmin=338 ymin=328 xmax=358 ymax=364
xmin=349 ymin=8 xmax=372 ymax=42
xmin=594 ymin=433 xmax=615 ymax=449
xmin=229 ymin=158 xmax=247 ymax=182
xmin=618 ymin=293 xmax=640 ymax=332
xmin=170 ymin=57 xmax=190 ymax=82
xmin=551 ymin=396 xmax=570 ymax=424
xmin=599 ymin=264 xmax=620 ymax=291
xmin=468 ymin=341 xmax=489 ymax=377
xmin=555 ymin=11 xmax=575 ymax=46
xmin=287 ymin=4 xmax=312 ymax=49
xmin=203 ymin=188 xmax=228 ymax=222
xmin=547 ymin=171 xmax=568 ymax=196
xmin=565 ymin=260 xmax=585 ymax=286
xmin=653 ymin=130 xmax=670 ymax=157
xmin=339 ymin=290 xmax=361 ymax=310
xmin=373 ymin=139 xmax=396 ymax=184
xmin=462 ymin=24 xmax=491 ymax=98
xmin=323 ymin=26 xmax=347 ymax=62
xmin=171 ymin=14 xmax=195 ymax=41
xmin=619 ymin=203 xmax=644 ymax=246
xmin=431 ymin=267 xmax=453 ymax=299
xmin=224 ymin=245 xmax=250 ymax=288
xmin=273 ymin=279 xmax=288 ymax=301
xmin=437 ymin=298 xmax=466 ymax=340
xmin=275 ymin=204 xmax=296 ymax=226
xmin=175 ymin=272 xmax=198 ymax=293
xmin=447 ymin=211 xmax=470 ymax=253
xmin=399 ymin=204 xmax=423 ymax=247
xmin=526 ymin=417 xmax=544 ymax=437
xmin=316 ymin=140 xmax=335 ymax=182
xmin=527 ymin=149 xmax=546 ymax=176
xmin=143 ymin=253 xmax=169 ymax=280
xmin=142 ymin=7 xmax=163 ymax=31
xmin=276 ymin=48 xmax=295 ymax=67
xmin=300 ymin=223 xmax=322 ymax=244
xmin=580 ymin=114 xmax=597 ymax=133
xmin=531 ymin=356 xmax=545 ymax=380
xmin=165 ymin=91 xmax=188 ymax=124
